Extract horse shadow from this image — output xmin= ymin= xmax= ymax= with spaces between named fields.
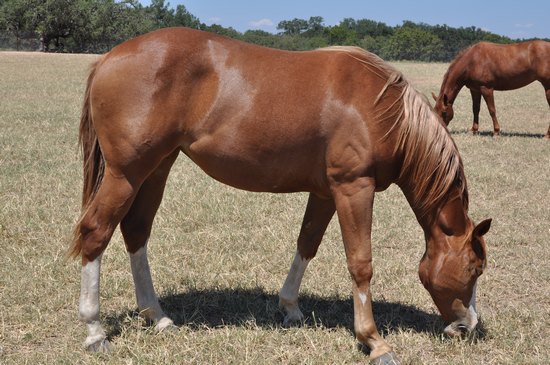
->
xmin=451 ymin=129 xmax=546 ymax=138
xmin=104 ymin=287 xmax=488 ymax=344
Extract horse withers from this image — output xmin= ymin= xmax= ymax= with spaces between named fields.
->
xmin=433 ymin=40 xmax=550 ymax=138
xmin=69 ymin=27 xmax=492 ymax=364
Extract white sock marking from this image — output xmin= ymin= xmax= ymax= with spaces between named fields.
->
xmin=130 ymin=244 xmax=173 ymax=328
xmin=280 ymin=251 xmax=310 ymax=306
xmin=79 ymin=255 xmax=107 ymax=347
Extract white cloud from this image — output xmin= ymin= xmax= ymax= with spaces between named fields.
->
xmin=208 ymin=17 xmax=222 ymax=24
xmin=249 ymin=18 xmax=274 ymax=29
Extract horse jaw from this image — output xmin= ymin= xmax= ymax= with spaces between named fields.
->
xmin=443 ymin=285 xmax=479 ymax=337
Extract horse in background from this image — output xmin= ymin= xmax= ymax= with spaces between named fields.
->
xmin=69 ymin=27 xmax=492 ymax=365
xmin=433 ymin=40 xmax=550 ymax=138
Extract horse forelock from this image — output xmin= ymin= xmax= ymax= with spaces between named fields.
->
xmin=396 ymin=84 xmax=468 ymax=219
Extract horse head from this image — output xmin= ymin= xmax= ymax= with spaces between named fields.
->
xmin=419 ymin=201 xmax=491 ymax=336
xmin=432 ymin=92 xmax=454 ymax=125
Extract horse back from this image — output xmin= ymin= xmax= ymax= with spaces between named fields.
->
xmin=464 ymin=41 xmax=549 ymax=89
xmin=87 ymin=27 xmax=396 ymax=195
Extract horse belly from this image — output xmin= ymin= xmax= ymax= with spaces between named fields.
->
xmin=181 ymin=130 xmax=328 ymax=194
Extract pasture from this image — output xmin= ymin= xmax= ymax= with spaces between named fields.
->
xmin=0 ymin=51 xmax=548 ymax=364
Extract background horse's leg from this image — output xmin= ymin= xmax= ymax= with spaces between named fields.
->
xmin=544 ymin=85 xmax=550 ymax=139
xmin=480 ymin=86 xmax=501 ymax=136
xmin=78 ymin=169 xmax=139 ymax=352
xmin=331 ymin=178 xmax=397 ymax=363
xmin=120 ymin=150 xmax=179 ymax=331
xmin=279 ymin=193 xmax=335 ymax=326
xmin=470 ymin=88 xmax=482 ymax=134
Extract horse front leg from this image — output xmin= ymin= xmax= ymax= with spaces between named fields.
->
xmin=481 ymin=86 xmax=501 ymax=136
xmin=331 ymin=178 xmax=399 ymax=364
xmin=470 ymin=88 xmax=482 ymax=134
xmin=279 ymin=193 xmax=335 ymax=326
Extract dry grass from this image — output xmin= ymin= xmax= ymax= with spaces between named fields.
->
xmin=0 ymin=52 xmax=548 ymax=364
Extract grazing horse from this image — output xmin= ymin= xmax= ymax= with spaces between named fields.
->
xmin=69 ymin=27 xmax=492 ymax=364
xmin=433 ymin=40 xmax=550 ymax=138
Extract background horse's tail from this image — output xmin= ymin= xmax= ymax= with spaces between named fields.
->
xmin=68 ymin=59 xmax=104 ymax=259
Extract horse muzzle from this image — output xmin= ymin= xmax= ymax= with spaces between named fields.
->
xmin=443 ymin=303 xmax=478 ymax=337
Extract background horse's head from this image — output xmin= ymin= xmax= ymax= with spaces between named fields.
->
xmin=419 ymin=210 xmax=492 ymax=337
xmin=432 ymin=92 xmax=454 ymax=125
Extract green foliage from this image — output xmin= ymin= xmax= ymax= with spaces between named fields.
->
xmin=382 ymin=23 xmax=444 ymax=61
xmin=0 ymin=2 xmax=537 ymax=59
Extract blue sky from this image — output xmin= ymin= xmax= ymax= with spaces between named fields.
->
xmin=140 ymin=1 xmax=550 ymax=39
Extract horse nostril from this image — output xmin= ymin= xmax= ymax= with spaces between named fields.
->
xmin=457 ymin=324 xmax=469 ymax=334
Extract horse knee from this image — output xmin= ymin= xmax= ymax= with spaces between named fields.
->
xmin=347 ymin=258 xmax=373 ymax=287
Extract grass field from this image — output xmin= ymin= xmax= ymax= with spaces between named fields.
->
xmin=0 ymin=51 xmax=548 ymax=364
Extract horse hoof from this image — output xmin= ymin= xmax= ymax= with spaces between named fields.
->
xmin=372 ymin=351 xmax=400 ymax=365
xmin=282 ymin=309 xmax=304 ymax=327
xmin=85 ymin=338 xmax=111 ymax=353
xmin=155 ymin=317 xmax=176 ymax=332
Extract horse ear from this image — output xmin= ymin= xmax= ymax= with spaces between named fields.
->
xmin=473 ymin=218 xmax=492 ymax=238
xmin=471 ymin=219 xmax=491 ymax=262
xmin=431 ymin=92 xmax=438 ymax=102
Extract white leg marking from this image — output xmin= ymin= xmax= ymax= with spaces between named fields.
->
xmin=467 ymin=282 xmax=479 ymax=329
xmin=279 ymin=251 xmax=310 ymax=325
xmin=358 ymin=291 xmax=368 ymax=306
xmin=79 ymin=255 xmax=109 ymax=351
xmin=444 ymin=282 xmax=479 ymax=337
xmin=129 ymin=245 xmax=174 ymax=331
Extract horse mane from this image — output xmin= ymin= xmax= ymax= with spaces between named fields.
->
xmin=439 ymin=44 xmax=476 ymax=93
xmin=319 ymin=46 xmax=468 ymax=219
xmin=396 ymin=84 xmax=468 ymax=218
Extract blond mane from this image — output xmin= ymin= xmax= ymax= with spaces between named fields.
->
xmin=319 ymin=46 xmax=468 ymax=218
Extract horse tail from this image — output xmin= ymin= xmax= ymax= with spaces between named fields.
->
xmin=68 ymin=58 xmax=104 ymax=260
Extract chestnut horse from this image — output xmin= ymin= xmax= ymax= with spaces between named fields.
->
xmin=433 ymin=40 xmax=550 ymax=138
xmin=69 ymin=27 xmax=492 ymax=364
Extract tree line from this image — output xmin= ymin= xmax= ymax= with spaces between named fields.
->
xmin=1 ymin=0 xmax=545 ymax=61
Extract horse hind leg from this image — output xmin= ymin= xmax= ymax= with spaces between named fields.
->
xmin=77 ymin=168 xmax=140 ymax=352
xmin=120 ymin=150 xmax=179 ymax=332
xmin=279 ymin=193 xmax=335 ymax=326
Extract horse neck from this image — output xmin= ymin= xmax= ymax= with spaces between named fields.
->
xmin=441 ymin=58 xmax=467 ymax=103
xmin=400 ymin=181 xmax=470 ymax=243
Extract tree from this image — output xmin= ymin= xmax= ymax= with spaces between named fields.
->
xmin=173 ymin=4 xmax=200 ymax=28
xmin=0 ymin=0 xmax=34 ymax=49
xmin=306 ymin=16 xmax=324 ymax=36
xmin=23 ymin=0 xmax=90 ymax=52
xmin=328 ymin=24 xmax=357 ymax=45
xmin=147 ymin=0 xmax=173 ymax=28
xmin=277 ymin=18 xmax=308 ymax=35
xmin=383 ymin=23 xmax=443 ymax=61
